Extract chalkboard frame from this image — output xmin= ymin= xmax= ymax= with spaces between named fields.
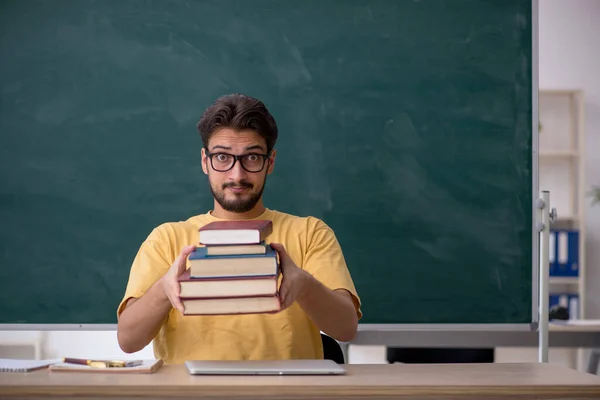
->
xmin=0 ymin=0 xmax=540 ymax=333
xmin=354 ymin=0 xmax=541 ymax=335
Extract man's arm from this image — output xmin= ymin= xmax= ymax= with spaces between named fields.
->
xmin=117 ymin=281 xmax=171 ymax=353
xmin=298 ymin=281 xmax=358 ymax=342
xmin=117 ymin=245 xmax=196 ymax=353
xmin=270 ymin=243 xmax=358 ymax=342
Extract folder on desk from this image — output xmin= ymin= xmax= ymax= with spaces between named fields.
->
xmin=49 ymin=359 xmax=162 ymax=374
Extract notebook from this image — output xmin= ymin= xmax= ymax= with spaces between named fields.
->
xmin=49 ymin=359 xmax=163 ymax=373
xmin=185 ymin=359 xmax=346 ymax=375
xmin=0 ymin=359 xmax=60 ymax=373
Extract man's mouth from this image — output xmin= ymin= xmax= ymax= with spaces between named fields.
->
xmin=225 ymin=185 xmax=252 ymax=193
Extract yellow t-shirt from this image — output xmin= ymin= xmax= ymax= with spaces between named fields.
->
xmin=117 ymin=208 xmax=362 ymax=364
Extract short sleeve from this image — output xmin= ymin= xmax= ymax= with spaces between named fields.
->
xmin=303 ymin=219 xmax=362 ymax=319
xmin=116 ymin=227 xmax=172 ymax=319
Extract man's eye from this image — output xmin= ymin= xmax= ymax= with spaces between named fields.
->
xmin=215 ymin=154 xmax=230 ymax=162
xmin=245 ymin=154 xmax=259 ymax=162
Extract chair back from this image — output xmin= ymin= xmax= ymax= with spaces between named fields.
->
xmin=321 ymin=334 xmax=345 ymax=364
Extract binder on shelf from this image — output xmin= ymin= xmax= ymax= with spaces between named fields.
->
xmin=549 ymin=294 xmax=568 ymax=310
xmin=568 ymin=294 xmax=580 ymax=320
xmin=549 ymin=229 xmax=578 ymax=277
xmin=549 ymin=230 xmax=556 ymax=276
xmin=549 ymin=293 xmax=579 ymax=320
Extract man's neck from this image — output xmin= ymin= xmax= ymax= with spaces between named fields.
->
xmin=210 ymin=200 xmax=266 ymax=220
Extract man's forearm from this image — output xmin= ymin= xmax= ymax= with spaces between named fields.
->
xmin=296 ymin=275 xmax=358 ymax=342
xmin=117 ymin=278 xmax=172 ymax=353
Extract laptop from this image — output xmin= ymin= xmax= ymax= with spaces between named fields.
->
xmin=185 ymin=359 xmax=346 ymax=375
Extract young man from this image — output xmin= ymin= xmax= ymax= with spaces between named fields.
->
xmin=117 ymin=94 xmax=361 ymax=364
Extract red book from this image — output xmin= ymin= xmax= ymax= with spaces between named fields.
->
xmin=181 ymin=295 xmax=281 ymax=316
xmin=198 ymin=220 xmax=273 ymax=245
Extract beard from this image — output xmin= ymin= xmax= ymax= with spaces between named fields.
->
xmin=209 ymin=175 xmax=267 ymax=213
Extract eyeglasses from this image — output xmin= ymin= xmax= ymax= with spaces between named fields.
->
xmin=206 ymin=151 xmax=271 ymax=173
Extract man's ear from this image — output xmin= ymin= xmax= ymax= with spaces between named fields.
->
xmin=267 ymin=149 xmax=276 ymax=175
xmin=201 ymin=148 xmax=209 ymax=175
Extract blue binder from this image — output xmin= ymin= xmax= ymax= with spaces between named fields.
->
xmin=549 ymin=230 xmax=579 ymax=277
xmin=549 ymin=293 xmax=579 ymax=320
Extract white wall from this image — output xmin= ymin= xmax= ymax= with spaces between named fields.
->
xmin=539 ymin=0 xmax=600 ymax=319
xmin=1 ymin=0 xmax=598 ymax=365
xmin=0 ymin=331 xmax=153 ymax=361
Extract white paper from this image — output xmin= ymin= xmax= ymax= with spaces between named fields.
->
xmin=0 ymin=358 xmax=60 ymax=372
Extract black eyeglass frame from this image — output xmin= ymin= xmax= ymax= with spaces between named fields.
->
xmin=205 ymin=150 xmax=272 ymax=173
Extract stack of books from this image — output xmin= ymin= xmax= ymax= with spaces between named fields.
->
xmin=179 ymin=220 xmax=280 ymax=315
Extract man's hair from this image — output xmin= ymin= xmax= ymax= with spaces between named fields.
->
xmin=197 ymin=94 xmax=278 ymax=154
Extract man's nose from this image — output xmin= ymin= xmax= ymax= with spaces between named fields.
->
xmin=228 ymin=159 xmax=248 ymax=181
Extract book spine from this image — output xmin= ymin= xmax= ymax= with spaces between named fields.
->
xmin=180 ymin=293 xmax=278 ymax=300
xmin=183 ymin=309 xmax=280 ymax=316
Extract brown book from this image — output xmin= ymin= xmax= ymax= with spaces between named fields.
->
xmin=198 ymin=220 xmax=273 ymax=245
xmin=182 ymin=295 xmax=281 ymax=316
xmin=178 ymin=270 xmax=278 ymax=299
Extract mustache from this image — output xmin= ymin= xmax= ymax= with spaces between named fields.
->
xmin=222 ymin=181 xmax=253 ymax=189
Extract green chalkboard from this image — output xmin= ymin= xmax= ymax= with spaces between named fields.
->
xmin=0 ymin=0 xmax=533 ymax=325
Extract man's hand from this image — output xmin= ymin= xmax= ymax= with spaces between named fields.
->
xmin=160 ymin=245 xmax=196 ymax=313
xmin=269 ymin=242 xmax=358 ymax=341
xmin=118 ymin=244 xmax=197 ymax=353
xmin=270 ymin=243 xmax=310 ymax=311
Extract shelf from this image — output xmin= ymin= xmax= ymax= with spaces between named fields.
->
xmin=550 ymin=215 xmax=580 ymax=222
xmin=549 ymin=276 xmax=580 ymax=285
xmin=539 ymin=89 xmax=582 ymax=96
xmin=539 ymin=151 xmax=578 ymax=159
xmin=550 ymin=219 xmax=581 ymax=231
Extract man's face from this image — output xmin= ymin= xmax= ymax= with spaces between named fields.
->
xmin=201 ymin=128 xmax=275 ymax=213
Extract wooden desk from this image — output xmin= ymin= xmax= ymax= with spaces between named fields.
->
xmin=1 ymin=363 xmax=599 ymax=399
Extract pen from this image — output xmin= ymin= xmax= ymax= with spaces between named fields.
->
xmin=62 ymin=358 xmax=143 ymax=368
